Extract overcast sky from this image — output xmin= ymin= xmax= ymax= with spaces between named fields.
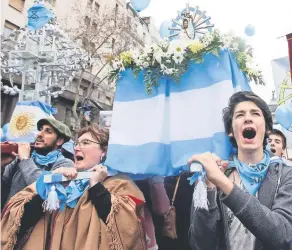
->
xmin=141 ymin=0 xmax=292 ymax=102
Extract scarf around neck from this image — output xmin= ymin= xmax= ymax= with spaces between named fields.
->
xmin=36 ymin=171 xmax=89 ymax=211
xmin=31 ymin=149 xmax=64 ymax=167
xmin=229 ymin=150 xmax=271 ymax=195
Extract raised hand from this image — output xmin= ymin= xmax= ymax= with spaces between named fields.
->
xmin=17 ymin=143 xmax=31 ymax=161
xmin=188 ymin=152 xmax=233 ymax=194
xmin=53 ymin=167 xmax=78 ymax=180
xmin=89 ymin=165 xmax=108 ymax=187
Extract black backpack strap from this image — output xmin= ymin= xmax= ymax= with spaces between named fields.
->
xmin=224 ymin=168 xmax=234 ymax=177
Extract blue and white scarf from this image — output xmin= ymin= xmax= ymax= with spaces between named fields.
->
xmin=36 ymin=172 xmax=89 ymax=211
xmin=229 ymin=150 xmax=271 ymax=195
xmin=31 ymin=150 xmax=65 ymax=167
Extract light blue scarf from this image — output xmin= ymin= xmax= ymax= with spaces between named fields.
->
xmin=31 ymin=150 xmax=64 ymax=167
xmin=36 ymin=172 xmax=89 ymax=211
xmin=229 ymin=150 xmax=271 ymax=195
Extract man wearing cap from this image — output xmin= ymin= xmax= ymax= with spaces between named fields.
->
xmin=1 ymin=118 xmax=74 ymax=208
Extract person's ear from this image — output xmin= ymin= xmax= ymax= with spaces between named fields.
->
xmin=100 ymin=152 xmax=106 ymax=163
xmin=228 ymin=126 xmax=235 ymax=137
xmin=56 ymin=138 xmax=64 ymax=147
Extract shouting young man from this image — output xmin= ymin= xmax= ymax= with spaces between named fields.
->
xmin=188 ymin=91 xmax=292 ymax=250
xmin=268 ymin=129 xmax=287 ymax=158
xmin=2 ymin=118 xmax=74 ymax=207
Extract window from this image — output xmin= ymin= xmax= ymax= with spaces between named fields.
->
xmin=65 ymin=108 xmax=72 ymax=126
xmin=94 ymin=2 xmax=100 ymax=13
xmin=92 ymin=22 xmax=97 ymax=33
xmin=84 ymin=16 xmax=91 ymax=26
xmin=46 ymin=0 xmax=56 ymax=6
xmin=82 ymin=38 xmax=89 ymax=48
xmin=90 ymin=42 xmax=95 ymax=52
xmin=114 ymin=4 xmax=119 ymax=26
xmin=115 ymin=4 xmax=119 ymax=15
xmin=9 ymin=0 xmax=25 ymax=12
xmin=127 ymin=16 xmax=131 ymax=27
xmin=3 ymin=20 xmax=19 ymax=37
xmin=87 ymin=0 xmax=93 ymax=7
xmin=106 ymin=96 xmax=111 ymax=103
xmin=111 ymin=38 xmax=116 ymax=49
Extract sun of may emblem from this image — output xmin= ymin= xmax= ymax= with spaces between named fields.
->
xmin=10 ymin=112 xmax=35 ymax=137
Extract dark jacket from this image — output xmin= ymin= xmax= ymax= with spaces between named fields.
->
xmin=189 ymin=160 xmax=292 ymax=250
xmin=136 ymin=173 xmax=194 ymax=250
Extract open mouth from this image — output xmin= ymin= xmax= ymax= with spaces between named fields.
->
xmin=242 ymin=128 xmax=256 ymax=139
xmin=270 ymin=148 xmax=276 ymax=153
xmin=76 ymin=156 xmax=84 ymax=161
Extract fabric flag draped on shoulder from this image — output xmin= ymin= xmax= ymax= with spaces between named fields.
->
xmin=105 ymin=50 xmax=251 ymax=176
xmin=6 ymin=101 xmax=57 ymax=143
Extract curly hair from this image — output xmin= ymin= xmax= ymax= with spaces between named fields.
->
xmin=222 ymin=91 xmax=273 ymax=149
xmin=77 ymin=123 xmax=109 ymax=152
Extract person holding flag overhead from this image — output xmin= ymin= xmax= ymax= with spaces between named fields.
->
xmin=1 ymin=124 xmax=147 ymax=250
xmin=1 ymin=118 xmax=73 ymax=208
xmin=188 ymin=91 xmax=292 ymax=250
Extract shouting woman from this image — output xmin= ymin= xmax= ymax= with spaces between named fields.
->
xmin=1 ymin=124 xmax=147 ymax=250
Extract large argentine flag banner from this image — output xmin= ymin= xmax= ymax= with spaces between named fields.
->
xmin=6 ymin=101 xmax=56 ymax=143
xmin=105 ymin=51 xmax=251 ymax=176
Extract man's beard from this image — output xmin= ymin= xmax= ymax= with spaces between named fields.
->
xmin=34 ymin=139 xmax=59 ymax=155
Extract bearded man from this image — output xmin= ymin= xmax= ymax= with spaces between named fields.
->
xmin=1 ymin=118 xmax=73 ymax=208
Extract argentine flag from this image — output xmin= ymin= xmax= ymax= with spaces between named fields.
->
xmin=6 ymin=101 xmax=56 ymax=143
xmin=105 ymin=50 xmax=251 ymax=176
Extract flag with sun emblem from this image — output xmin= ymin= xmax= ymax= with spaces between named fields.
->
xmin=6 ymin=101 xmax=57 ymax=143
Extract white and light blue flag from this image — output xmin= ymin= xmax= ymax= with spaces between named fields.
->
xmin=105 ymin=50 xmax=251 ymax=176
xmin=6 ymin=101 xmax=57 ymax=143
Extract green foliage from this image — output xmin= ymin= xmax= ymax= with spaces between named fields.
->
xmin=109 ymin=30 xmax=265 ymax=95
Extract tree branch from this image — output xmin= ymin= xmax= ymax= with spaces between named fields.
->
xmin=72 ymin=70 xmax=85 ymax=131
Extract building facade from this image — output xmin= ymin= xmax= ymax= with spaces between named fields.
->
xmin=1 ymin=0 xmax=160 ymax=129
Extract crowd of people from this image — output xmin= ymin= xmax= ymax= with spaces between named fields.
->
xmin=1 ymin=91 xmax=292 ymax=250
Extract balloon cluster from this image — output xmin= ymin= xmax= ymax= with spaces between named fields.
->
xmin=0 ymin=74 xmax=20 ymax=96
xmin=1 ymin=84 xmax=20 ymax=96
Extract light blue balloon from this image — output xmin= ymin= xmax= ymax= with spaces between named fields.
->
xmin=130 ymin=0 xmax=150 ymax=12
xmin=159 ymin=20 xmax=172 ymax=39
xmin=1 ymin=123 xmax=9 ymax=142
xmin=27 ymin=3 xmax=53 ymax=30
xmin=244 ymin=24 xmax=255 ymax=36
xmin=275 ymin=103 xmax=292 ymax=131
